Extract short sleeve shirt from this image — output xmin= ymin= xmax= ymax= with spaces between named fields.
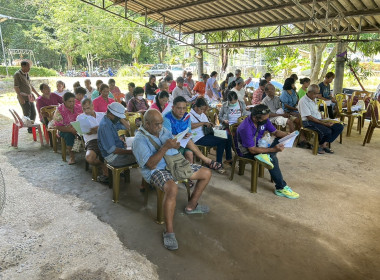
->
xmin=53 ymin=103 xmax=82 ymax=127
xmin=280 ymin=90 xmax=298 ymax=112
xmin=252 ymin=88 xmax=264 ymax=105
xmin=14 ymin=70 xmax=32 ymax=100
xmin=193 ymin=81 xmax=206 ymax=95
xmin=318 ymin=82 xmax=331 ymax=99
xmin=132 ymin=127 xmax=179 ymax=182
xmin=261 ymin=95 xmax=281 ymax=113
xmin=189 ymin=108 xmax=208 ymax=142
xmin=236 ymin=116 xmax=276 ymax=156
xmin=36 ymin=93 xmax=63 ymax=120
xmin=76 ymin=112 xmax=105 ymax=144
xmin=172 ymin=86 xmax=192 ymax=102
xmin=163 ymin=111 xmax=191 ymax=135
xmin=298 ymin=95 xmax=321 ymax=121
xmin=93 ymin=96 xmax=115 ymax=113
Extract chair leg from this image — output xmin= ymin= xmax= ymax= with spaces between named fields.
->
xmin=367 ymin=126 xmax=376 ymax=144
xmin=85 ymin=161 xmax=89 ymax=171
xmin=112 ymin=169 xmax=121 ymax=203
xmin=229 ymin=157 xmax=237 ymax=181
xmin=156 ymin=188 xmax=165 ymax=224
xmin=339 ymin=132 xmax=343 ymax=144
xmin=258 ymin=164 xmax=264 ymax=178
xmin=32 ymin=127 xmax=37 ymax=141
xmin=362 ymin=124 xmax=371 ymax=146
xmin=250 ymin=161 xmax=258 ymax=193
xmin=11 ymin=123 xmax=15 ymax=146
xmin=358 ymin=117 xmax=362 ymax=134
xmin=52 ymin=132 xmax=57 ymax=152
xmin=125 ymin=168 xmax=130 ymax=183
xmin=43 ymin=125 xmax=50 ymax=144
xmin=312 ymin=133 xmax=318 ymax=155
xmin=143 ymin=180 xmax=149 ymax=206
xmin=14 ymin=126 xmax=19 ymax=148
xmin=37 ymin=126 xmax=43 ymax=146
xmin=238 ymin=160 xmax=245 ymax=175
xmin=346 ymin=117 xmax=353 ymax=136
xmin=92 ymin=166 xmax=98 ymax=181
xmin=61 ymin=139 xmax=67 ymax=162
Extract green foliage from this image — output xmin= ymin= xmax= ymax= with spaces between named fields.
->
xmin=0 ymin=66 xmax=56 ymax=76
xmin=264 ymin=46 xmax=302 ymax=77
xmin=346 ymin=58 xmax=373 ymax=81
xmin=117 ymin=63 xmax=150 ymax=77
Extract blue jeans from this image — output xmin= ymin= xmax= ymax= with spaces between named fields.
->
xmin=195 ymin=134 xmax=232 ymax=163
xmin=303 ymin=121 xmax=343 ymax=145
xmin=242 ymin=138 xmax=286 ymax=190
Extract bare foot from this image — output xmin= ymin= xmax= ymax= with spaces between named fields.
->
xmin=68 ymin=158 xmax=76 ymax=165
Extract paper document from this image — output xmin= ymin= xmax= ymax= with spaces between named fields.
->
xmin=162 ymin=102 xmax=173 ymax=116
xmin=278 ymin=131 xmax=299 ymax=148
xmin=124 ymin=137 xmax=134 ymax=150
xmin=276 ymin=108 xmax=284 ymax=114
xmin=246 ymin=105 xmax=256 ymax=109
xmin=213 ymin=128 xmax=228 ymax=139
xmin=179 ymin=136 xmax=191 ymax=148
xmin=70 ymin=121 xmax=86 ymax=135
xmin=189 ymin=94 xmax=199 ymax=102
xmin=175 ymin=127 xmax=190 ymax=142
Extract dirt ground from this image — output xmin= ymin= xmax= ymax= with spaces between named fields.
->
xmin=0 ymin=98 xmax=380 ymax=279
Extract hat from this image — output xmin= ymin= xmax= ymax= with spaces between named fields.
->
xmin=108 ymin=102 xmax=126 ymax=118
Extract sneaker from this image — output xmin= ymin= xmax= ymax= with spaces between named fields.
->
xmin=254 ymin=154 xmax=274 ymax=170
xmin=97 ymin=175 xmax=109 ymax=184
xmin=275 ymin=186 xmax=299 ymax=199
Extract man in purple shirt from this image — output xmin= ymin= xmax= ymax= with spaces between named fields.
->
xmin=36 ymin=83 xmax=63 ymax=123
xmin=236 ymin=104 xmax=299 ymax=199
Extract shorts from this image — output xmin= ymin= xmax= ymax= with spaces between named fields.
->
xmin=150 ymin=164 xmax=202 ymax=191
xmin=271 ymin=116 xmax=288 ymax=128
xmin=178 ymin=147 xmax=193 ymax=155
xmin=85 ymin=139 xmax=103 ymax=160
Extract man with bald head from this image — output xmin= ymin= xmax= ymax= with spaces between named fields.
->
xmin=132 ymin=109 xmax=212 ymax=251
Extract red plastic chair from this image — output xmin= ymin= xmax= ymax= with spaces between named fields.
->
xmin=9 ymin=109 xmax=44 ymax=148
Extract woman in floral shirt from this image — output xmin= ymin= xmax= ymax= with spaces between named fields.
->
xmin=53 ymin=92 xmax=83 ymax=164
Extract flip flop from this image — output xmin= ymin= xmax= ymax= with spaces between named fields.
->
xmin=185 ymin=204 xmax=210 ymax=215
xmin=162 ymin=232 xmax=178 ymax=250
xmin=317 ymin=147 xmax=325 ymax=154
xmin=68 ymin=160 xmax=76 ymax=165
xmin=207 ymin=160 xmax=226 ymax=174
xmin=323 ymin=147 xmax=334 ymax=154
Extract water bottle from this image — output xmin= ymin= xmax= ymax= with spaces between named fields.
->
xmin=258 ymin=133 xmax=272 ymax=148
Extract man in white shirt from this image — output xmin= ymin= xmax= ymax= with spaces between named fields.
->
xmin=77 ymin=98 xmax=108 ymax=182
xmin=298 ymin=84 xmax=344 ymax=154
xmin=171 ymin=77 xmax=192 ymax=102
xmin=231 ymin=77 xmax=246 ymax=102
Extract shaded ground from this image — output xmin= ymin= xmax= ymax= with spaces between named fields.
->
xmin=0 ymin=102 xmax=379 ymax=279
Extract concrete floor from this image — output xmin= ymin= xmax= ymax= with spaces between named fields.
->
xmin=1 ymin=112 xmax=380 ymax=280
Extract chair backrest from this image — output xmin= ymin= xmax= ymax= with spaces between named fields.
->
xmin=125 ymin=112 xmax=142 ymax=136
xmin=335 ymin=94 xmax=346 ymax=112
xmin=371 ymin=100 xmax=380 ymax=123
xmin=9 ymin=109 xmax=20 ymax=126
xmin=10 ymin=109 xmax=25 ymax=127
xmin=229 ymin=123 xmax=240 ymax=154
xmin=40 ymin=105 xmax=58 ymax=121
xmin=243 ymin=95 xmax=252 ymax=106
xmin=353 ymin=91 xmax=373 ymax=100
xmin=206 ymin=108 xmax=219 ymax=125
xmin=316 ymin=99 xmax=327 ymax=118
xmin=237 ymin=115 xmax=248 ymax=124
xmin=186 ymin=103 xmax=192 ymax=113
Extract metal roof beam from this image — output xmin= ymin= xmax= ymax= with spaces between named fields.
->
xmin=166 ymin=0 xmax=326 ymax=25
xmin=146 ymin=0 xmax=218 ymax=15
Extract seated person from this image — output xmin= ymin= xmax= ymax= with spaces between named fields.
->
xmin=145 ymin=75 xmax=158 ymax=101
xmin=77 ymin=99 xmax=108 ymax=183
xmin=93 ymin=84 xmax=115 ymax=113
xmin=251 ymin=79 xmax=268 ymax=105
xmin=36 ymin=83 xmax=63 ymax=124
xmin=163 ymin=96 xmax=225 ymax=173
xmin=318 ymin=72 xmax=336 ymax=118
xmin=125 ymin=82 xmax=135 ymax=105
xmin=280 ymin=78 xmax=299 ymax=114
xmin=219 ymin=91 xmax=250 ymax=127
xmin=84 ymin=79 xmax=95 ymax=99
xmin=298 ymin=84 xmax=344 ymax=154
xmin=190 ymin=98 xmax=233 ymax=165
xmin=184 ymin=71 xmax=195 ymax=91
xmin=230 ymin=77 xmax=245 ymax=102
xmin=52 ymin=92 xmax=83 ymax=165
xmin=151 ymin=90 xmax=169 ymax=113
xmin=97 ymin=102 xmax=136 ymax=167
xmin=237 ymin=104 xmax=299 ymax=199
xmin=54 ymin=80 xmax=68 ymax=97
xmin=91 ymin=80 xmax=103 ymax=100
xmin=158 ymin=80 xmax=169 ymax=94
xmin=108 ymin=78 xmax=125 ymax=105
xmin=127 ymin=87 xmax=149 ymax=113
xmin=171 ymin=77 xmax=193 ymax=102
xmin=193 ymin=74 xmax=209 ymax=97
xmin=165 ymin=75 xmax=176 ymax=94
xmin=132 ymin=109 xmax=211 ymax=250
xmin=74 ymin=86 xmax=87 ymax=106
xmin=297 ymin=77 xmax=310 ymax=99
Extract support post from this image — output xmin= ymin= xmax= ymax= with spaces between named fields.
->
xmin=0 ymin=25 xmax=8 ymax=76
xmin=333 ymin=41 xmax=346 ymax=95
xmin=197 ymin=49 xmax=204 ymax=78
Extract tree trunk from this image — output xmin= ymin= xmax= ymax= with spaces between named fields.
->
xmin=66 ymin=53 xmax=73 ymax=70
xmin=221 ymin=48 xmax=229 ymax=72
xmin=310 ymin=43 xmax=327 ymax=84
xmin=318 ymin=44 xmax=338 ymax=82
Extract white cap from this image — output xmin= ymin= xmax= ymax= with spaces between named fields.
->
xmin=108 ymin=102 xmax=126 ymax=118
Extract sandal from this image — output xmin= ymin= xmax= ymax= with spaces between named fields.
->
xmin=187 ymin=180 xmax=194 ymax=189
xmin=317 ymin=147 xmax=325 ymax=154
xmin=162 ymin=232 xmax=178 ymax=250
xmin=207 ymin=160 xmax=226 ymax=174
xmin=323 ymin=147 xmax=334 ymax=154
xmin=185 ymin=204 xmax=210 ymax=215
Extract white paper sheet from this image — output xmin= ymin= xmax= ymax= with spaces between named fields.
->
xmin=213 ymin=128 xmax=228 ymax=139
xmin=175 ymin=127 xmax=190 ymax=142
xmin=276 ymin=108 xmax=284 ymax=114
xmin=278 ymin=130 xmax=299 ymax=148
xmin=179 ymin=136 xmax=191 ymax=148
xmin=124 ymin=137 xmax=134 ymax=150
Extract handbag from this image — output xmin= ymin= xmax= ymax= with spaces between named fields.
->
xmin=140 ymin=130 xmax=193 ymax=181
xmin=71 ymin=136 xmax=83 ymax=153
xmin=191 ymin=112 xmax=214 ymax=136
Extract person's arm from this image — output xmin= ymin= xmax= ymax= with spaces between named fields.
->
xmin=273 ymin=129 xmax=289 ymax=138
xmin=87 ymin=126 xmax=98 ymax=135
xmin=31 ymin=85 xmax=40 ymax=97
xmin=113 ymin=147 xmax=133 ymax=154
xmin=306 ymin=115 xmax=333 ymax=127
xmin=56 ymin=125 xmax=77 ymax=134
xmin=119 ymin=118 xmax=130 ymax=130
xmin=247 ymin=143 xmax=284 ymax=155
xmin=145 ymin=138 xmax=180 ymax=169
xmin=284 ymin=103 xmax=297 ymax=111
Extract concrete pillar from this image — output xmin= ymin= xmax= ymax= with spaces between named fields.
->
xmin=334 ymin=41 xmax=346 ymax=95
xmin=197 ymin=49 xmax=203 ymax=78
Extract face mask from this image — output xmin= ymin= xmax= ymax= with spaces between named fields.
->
xmin=229 ymin=102 xmax=238 ymax=107
xmin=111 ymin=116 xmax=120 ymax=124
xmin=137 ymin=96 xmax=143 ymax=100
xmin=257 ymin=119 xmax=267 ymax=126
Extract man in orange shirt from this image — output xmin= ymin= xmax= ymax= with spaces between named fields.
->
xmin=193 ymin=73 xmax=209 ymax=96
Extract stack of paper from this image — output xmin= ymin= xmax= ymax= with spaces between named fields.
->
xmin=278 ymin=131 xmax=299 ymax=148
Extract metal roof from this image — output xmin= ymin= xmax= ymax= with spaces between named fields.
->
xmin=80 ymin=0 xmax=380 ymax=48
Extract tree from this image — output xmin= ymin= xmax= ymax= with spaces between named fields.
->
xmin=309 ymin=43 xmax=338 ymax=84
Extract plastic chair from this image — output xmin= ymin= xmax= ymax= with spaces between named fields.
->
xmin=363 ymin=101 xmax=380 ymax=146
xmin=316 ymin=99 xmax=328 ymax=119
xmin=206 ymin=108 xmax=219 ymax=125
xmin=143 ymin=179 xmax=191 ymax=224
xmin=124 ymin=112 xmax=142 ymax=136
xmin=229 ymin=123 xmax=266 ymax=193
xmin=85 ymin=161 xmax=99 ymax=181
xmin=343 ymin=96 xmax=363 ymax=136
xmin=9 ymin=109 xmax=43 ymax=148
xmin=40 ymin=105 xmax=57 ymax=145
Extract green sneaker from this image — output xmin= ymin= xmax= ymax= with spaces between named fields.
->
xmin=275 ymin=186 xmax=299 ymax=199
xmin=254 ymin=154 xmax=274 ymax=170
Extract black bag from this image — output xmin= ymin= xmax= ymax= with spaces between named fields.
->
xmin=191 ymin=112 xmax=214 ymax=135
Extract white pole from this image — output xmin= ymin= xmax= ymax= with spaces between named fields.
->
xmin=0 ymin=24 xmax=8 ymax=76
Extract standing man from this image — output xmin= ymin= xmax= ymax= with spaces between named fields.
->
xmin=14 ymin=60 xmax=40 ymax=132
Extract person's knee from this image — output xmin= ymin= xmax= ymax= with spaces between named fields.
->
xmin=85 ymin=151 xmax=97 ymax=164
xmin=199 ymin=167 xmax=212 ymax=180
xmin=164 ymin=181 xmax=178 ymax=198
